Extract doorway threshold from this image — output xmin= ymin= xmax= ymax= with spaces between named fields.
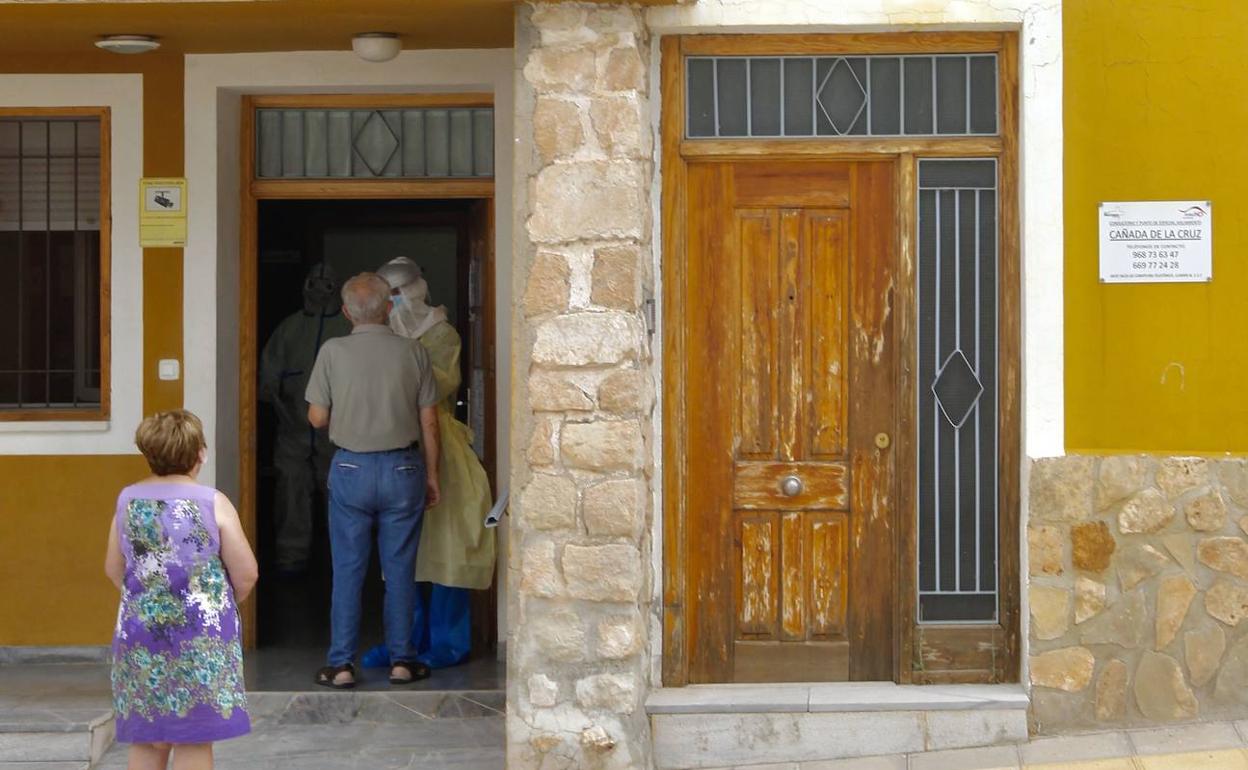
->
xmin=647 ymin=682 xmax=1028 ymax=769
xmin=647 ymin=681 xmax=1028 ymax=713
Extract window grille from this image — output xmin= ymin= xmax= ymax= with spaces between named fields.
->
xmin=0 ymin=116 xmax=103 ymax=411
xmin=686 ymin=55 xmax=997 ymax=138
xmin=916 ymin=158 xmax=998 ymax=623
xmin=255 ymin=108 xmax=494 ymax=179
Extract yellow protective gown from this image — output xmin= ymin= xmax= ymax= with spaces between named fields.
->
xmin=414 ymin=320 xmax=495 ymax=589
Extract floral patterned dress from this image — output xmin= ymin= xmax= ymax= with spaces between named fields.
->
xmin=111 ymin=482 xmax=250 ymax=743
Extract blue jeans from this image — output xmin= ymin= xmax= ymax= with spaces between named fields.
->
xmin=326 ymin=447 xmax=426 ymax=667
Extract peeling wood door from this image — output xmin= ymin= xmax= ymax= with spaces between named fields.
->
xmin=684 ymin=160 xmax=897 ymax=683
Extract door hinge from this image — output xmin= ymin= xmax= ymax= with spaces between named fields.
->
xmin=642 ymin=291 xmax=656 ymax=338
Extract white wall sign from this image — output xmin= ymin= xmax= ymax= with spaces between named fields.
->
xmin=1099 ymin=200 xmax=1211 ymax=283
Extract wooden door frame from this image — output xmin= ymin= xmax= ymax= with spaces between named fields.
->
xmin=660 ymin=32 xmax=1021 ymax=686
xmin=237 ymin=93 xmax=496 ymax=648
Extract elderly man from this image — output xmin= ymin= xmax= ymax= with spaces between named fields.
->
xmin=305 ymin=272 xmax=441 ymax=688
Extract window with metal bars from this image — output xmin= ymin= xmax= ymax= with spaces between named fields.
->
xmin=686 ymin=54 xmax=998 ymax=138
xmin=916 ymin=158 xmax=999 ymax=623
xmin=0 ymin=115 xmax=104 ymax=413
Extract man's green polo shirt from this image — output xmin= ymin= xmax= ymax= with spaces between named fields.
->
xmin=305 ymin=323 xmax=438 ymax=453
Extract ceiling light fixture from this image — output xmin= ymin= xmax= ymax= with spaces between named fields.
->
xmin=352 ymin=32 xmax=401 ymax=63
xmin=95 ymin=35 xmax=161 ymax=55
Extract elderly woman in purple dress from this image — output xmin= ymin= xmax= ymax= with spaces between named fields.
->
xmin=104 ymin=410 xmax=258 ymax=770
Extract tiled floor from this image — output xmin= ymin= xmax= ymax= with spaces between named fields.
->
xmin=93 ymin=692 xmax=505 ymax=770
xmin=0 ymin=657 xmax=505 ymax=769
xmin=95 ymin=721 xmax=503 ymax=769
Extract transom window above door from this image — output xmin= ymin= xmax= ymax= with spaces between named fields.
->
xmin=685 ymin=55 xmax=998 ymax=138
xmin=254 ymin=107 xmax=494 ymax=179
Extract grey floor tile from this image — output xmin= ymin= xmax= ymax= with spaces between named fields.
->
xmin=459 ymin=690 xmax=506 ymax=713
xmin=1020 ymin=731 xmax=1134 ymax=764
xmin=463 ymin=714 xmax=505 ymax=744
xmin=271 ymin=693 xmax=364 ymax=725
xmin=0 ymin=707 xmax=111 ymax=733
xmin=431 ymin=694 xmax=503 ymax=719
xmin=1128 ymin=720 xmax=1244 ymax=756
xmin=95 ymin=716 xmax=504 ymax=769
xmin=799 ymin=756 xmax=908 ymax=770
xmin=353 ymin=695 xmax=436 ymax=723
xmin=909 ymin=744 xmax=1020 ymax=770
xmin=0 ymin=664 xmax=111 ymax=702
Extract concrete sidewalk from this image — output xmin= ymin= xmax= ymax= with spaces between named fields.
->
xmin=709 ymin=721 xmax=1248 ymax=770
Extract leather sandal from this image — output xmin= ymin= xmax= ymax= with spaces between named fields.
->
xmin=389 ymin=659 xmax=430 ymax=685
xmin=315 ymin=662 xmax=356 ymax=689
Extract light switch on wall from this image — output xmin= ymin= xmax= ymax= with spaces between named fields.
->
xmin=158 ymin=359 xmax=180 ymax=381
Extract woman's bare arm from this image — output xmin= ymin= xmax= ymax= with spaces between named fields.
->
xmin=104 ymin=517 xmax=124 ymax=591
xmin=214 ymin=492 xmax=259 ymax=603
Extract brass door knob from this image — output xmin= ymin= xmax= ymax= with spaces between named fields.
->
xmin=875 ymin=432 xmax=891 ymax=449
xmin=780 ymin=476 xmax=804 ymax=497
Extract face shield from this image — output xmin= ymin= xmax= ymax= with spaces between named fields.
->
xmin=398 ymin=276 xmax=431 ymax=306
xmin=302 ymin=262 xmax=339 ymax=316
xmin=377 ymin=256 xmax=432 ymax=309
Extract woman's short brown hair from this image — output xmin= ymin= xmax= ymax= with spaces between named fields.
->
xmin=135 ymin=410 xmax=207 ymax=476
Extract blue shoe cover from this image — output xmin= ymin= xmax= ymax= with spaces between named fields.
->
xmin=360 ymin=644 xmax=391 ymax=668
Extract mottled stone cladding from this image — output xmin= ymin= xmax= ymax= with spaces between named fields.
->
xmin=1029 ymin=455 xmax=1248 ymax=732
xmin=509 ymin=4 xmax=655 ymax=769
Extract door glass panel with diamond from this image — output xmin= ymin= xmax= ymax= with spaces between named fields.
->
xmin=916 ymin=158 xmax=998 ymax=624
xmin=685 ymin=54 xmax=997 ymax=139
xmin=254 ymin=107 xmax=494 ymax=179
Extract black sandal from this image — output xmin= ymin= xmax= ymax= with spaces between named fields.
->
xmin=389 ymin=659 xmax=430 ymax=685
xmin=315 ymin=663 xmax=356 ymax=689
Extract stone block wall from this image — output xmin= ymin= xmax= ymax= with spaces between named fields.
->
xmin=508 ymin=4 xmax=655 ymax=768
xmin=1029 ymin=455 xmax=1248 ymax=731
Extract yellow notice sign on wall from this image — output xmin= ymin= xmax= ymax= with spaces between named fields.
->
xmin=139 ymin=178 xmax=187 ymax=247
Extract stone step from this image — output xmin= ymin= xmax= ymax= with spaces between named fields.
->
xmin=0 ymin=709 xmax=113 ymax=767
xmin=647 ymin=683 xmax=1029 ymax=769
xmin=247 ymin=690 xmax=505 ymax=724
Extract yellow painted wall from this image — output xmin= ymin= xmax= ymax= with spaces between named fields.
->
xmin=0 ymin=456 xmax=151 ymax=644
xmin=0 ymin=53 xmax=184 ymax=645
xmin=1065 ymin=1 xmax=1248 ymax=453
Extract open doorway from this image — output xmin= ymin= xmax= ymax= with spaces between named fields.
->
xmin=248 ymin=197 xmax=499 ymax=688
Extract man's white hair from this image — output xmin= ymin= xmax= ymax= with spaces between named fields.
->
xmin=341 ymin=273 xmax=390 ymax=324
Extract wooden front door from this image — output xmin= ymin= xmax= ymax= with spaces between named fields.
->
xmin=683 ymin=159 xmax=897 ymax=683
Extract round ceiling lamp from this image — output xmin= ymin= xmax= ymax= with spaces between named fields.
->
xmin=352 ymin=32 xmax=401 ymax=63
xmin=95 ymin=35 xmax=161 ymax=54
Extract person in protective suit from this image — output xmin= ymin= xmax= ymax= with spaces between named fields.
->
xmin=258 ymin=262 xmax=352 ymax=575
xmin=361 ymin=256 xmax=495 ymax=670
